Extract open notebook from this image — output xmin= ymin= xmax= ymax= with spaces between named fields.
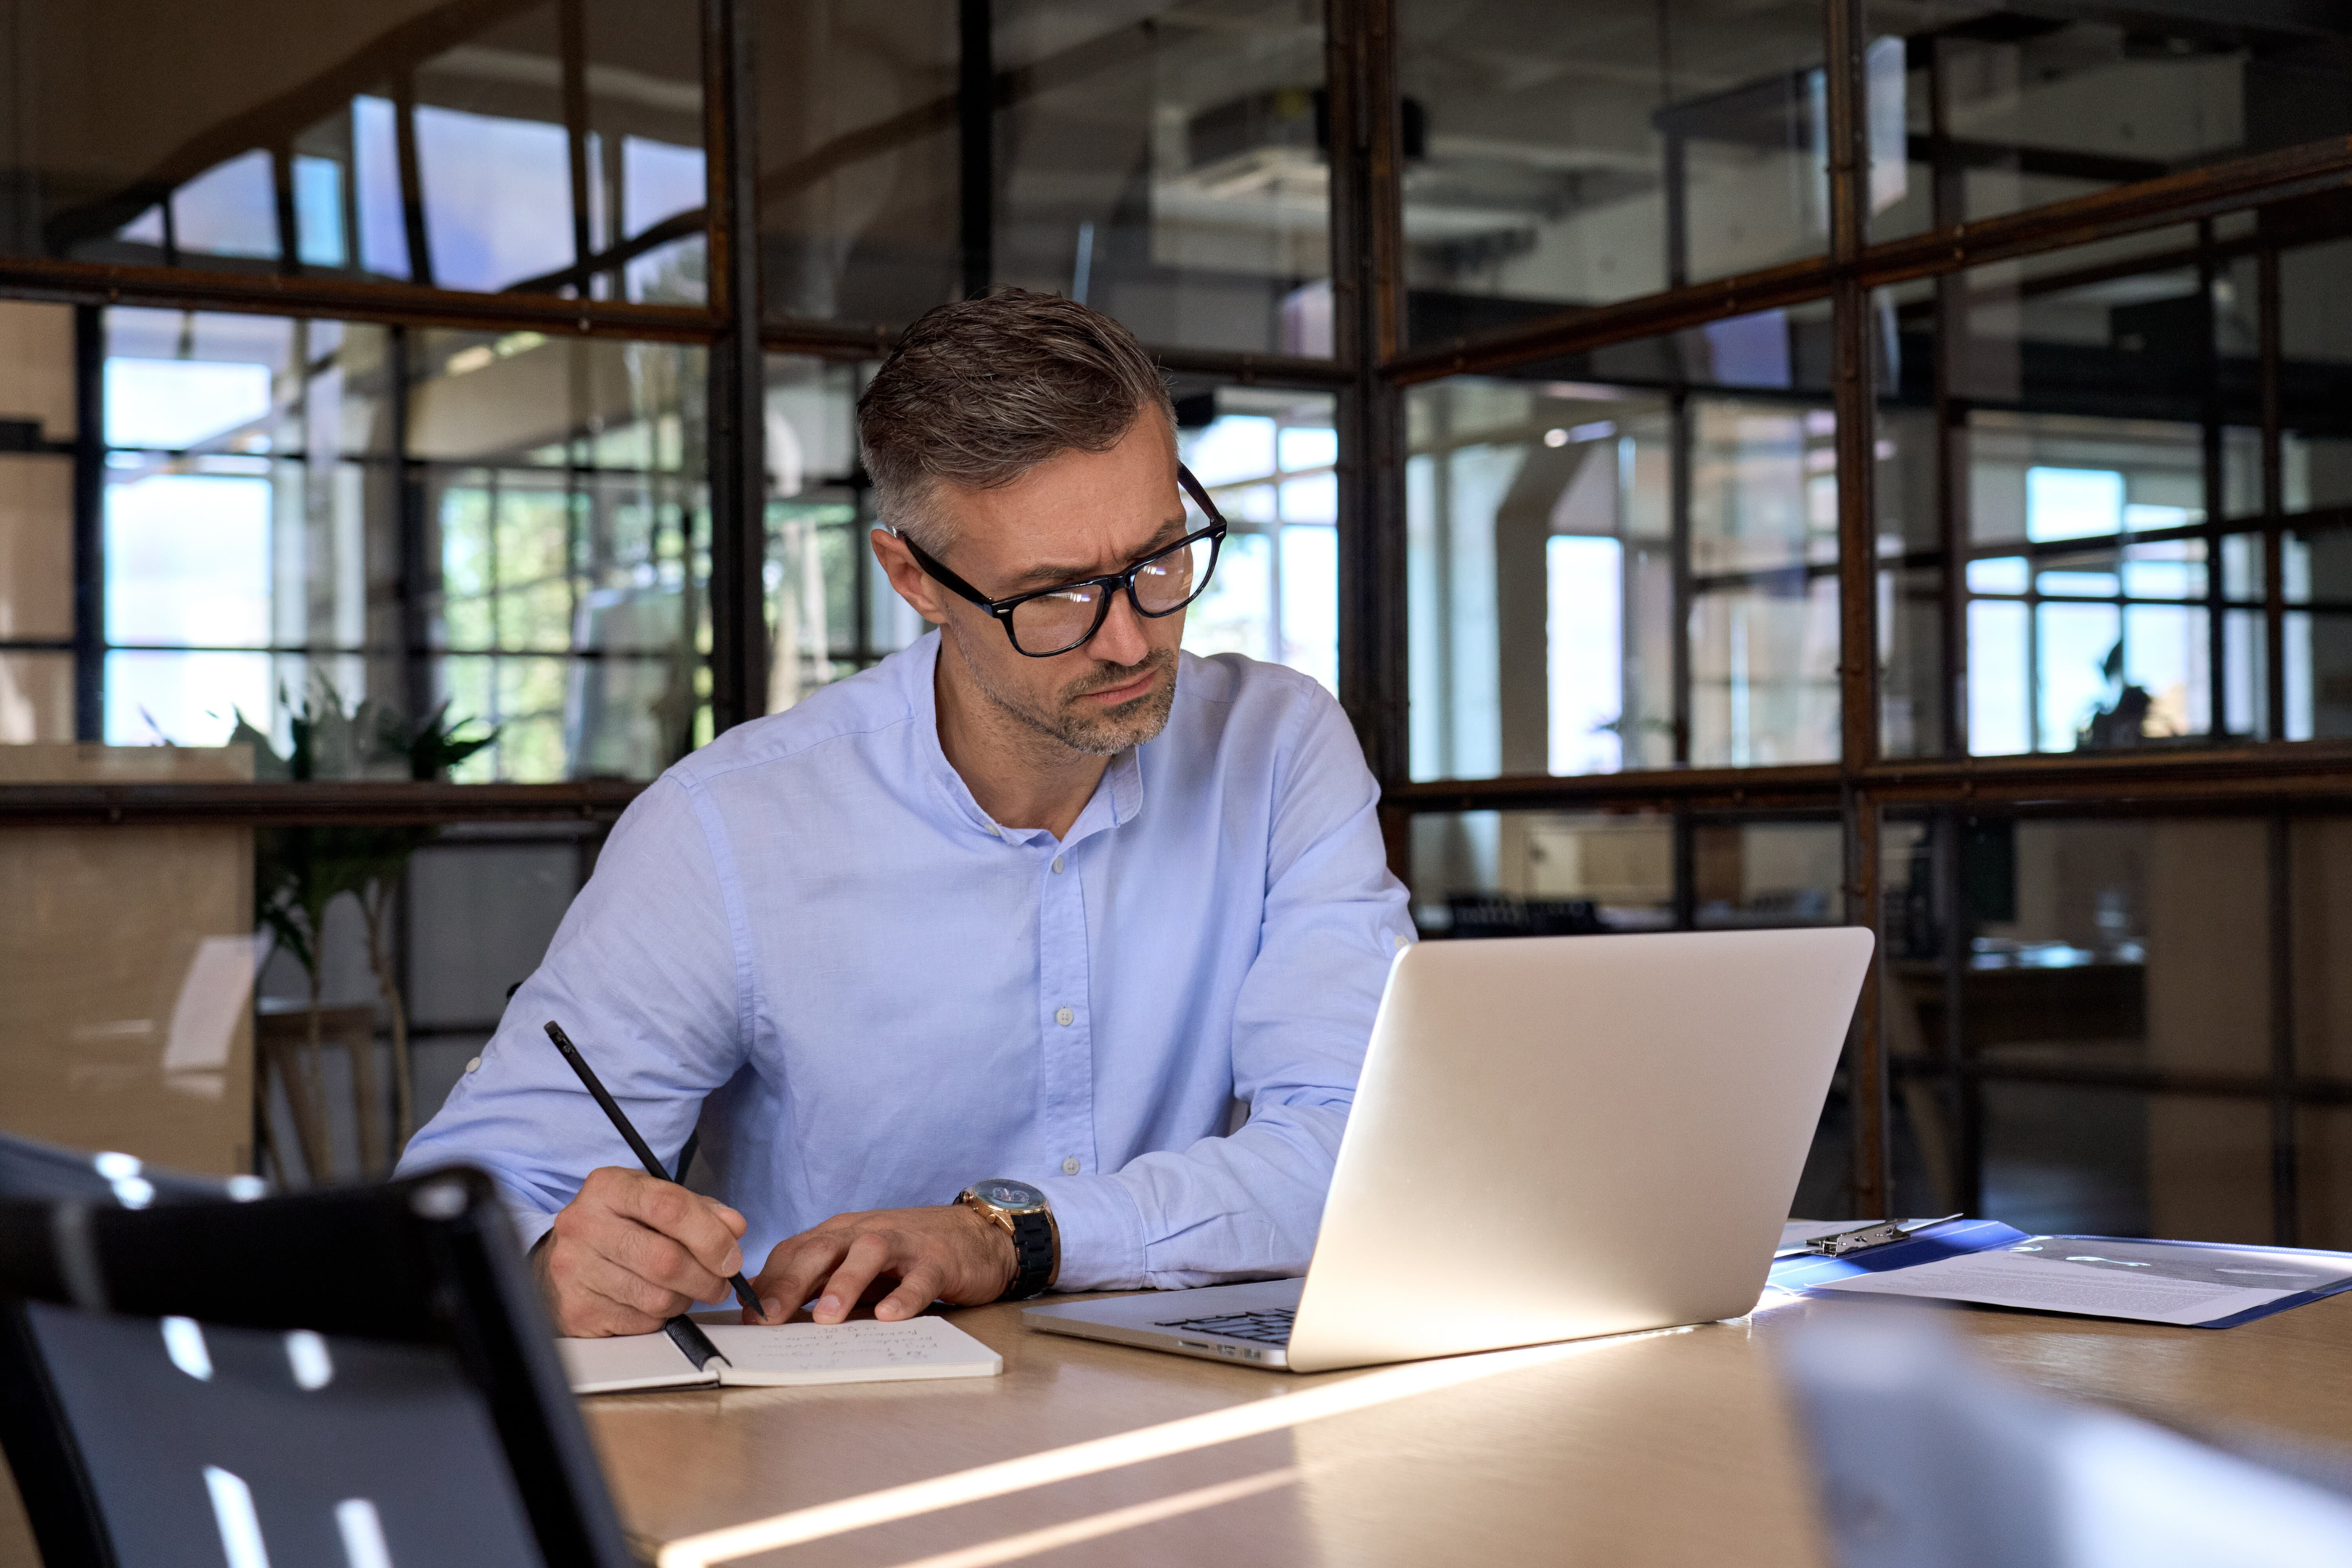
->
xmin=557 ymin=1317 xmax=1003 ymax=1395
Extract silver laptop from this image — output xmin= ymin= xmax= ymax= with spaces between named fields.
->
xmin=1024 ymin=926 xmax=1875 ymax=1373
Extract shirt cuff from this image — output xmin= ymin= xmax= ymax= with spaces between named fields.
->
xmin=510 ymin=1204 xmax=558 ymax=1257
xmin=1036 ymin=1172 xmax=1149 ymax=1291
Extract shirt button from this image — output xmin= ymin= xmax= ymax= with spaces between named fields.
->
xmin=1392 ymin=933 xmax=1408 ymax=952
xmin=464 ymin=1056 xmax=483 ymax=1074
xmin=986 ymin=823 xmax=1001 ymax=837
xmin=1062 ymin=1156 xmax=1081 ymax=1175
xmin=1055 ymin=1006 xmax=1074 ymax=1026
xmin=1051 ymin=856 xmax=1064 ymax=873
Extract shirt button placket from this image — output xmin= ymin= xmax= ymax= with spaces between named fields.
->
xmin=1038 ymin=846 xmax=1095 ymax=1182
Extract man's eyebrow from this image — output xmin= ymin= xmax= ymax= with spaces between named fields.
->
xmin=1005 ymin=515 xmax=1191 ymax=587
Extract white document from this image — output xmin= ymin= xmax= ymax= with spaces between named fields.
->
xmin=1811 ymin=1250 xmax=2297 ymax=1326
xmin=558 ymin=1317 xmax=1003 ymax=1395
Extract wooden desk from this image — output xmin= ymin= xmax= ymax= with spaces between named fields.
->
xmin=585 ymin=1290 xmax=2352 ymax=1568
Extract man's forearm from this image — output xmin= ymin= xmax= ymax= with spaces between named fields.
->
xmin=1040 ymin=1100 xmax=1349 ymax=1291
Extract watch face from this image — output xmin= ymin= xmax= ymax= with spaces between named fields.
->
xmin=976 ymin=1180 xmax=1045 ymax=1210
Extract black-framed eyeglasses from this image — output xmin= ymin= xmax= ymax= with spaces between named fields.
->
xmin=896 ymin=465 xmax=1228 ymax=658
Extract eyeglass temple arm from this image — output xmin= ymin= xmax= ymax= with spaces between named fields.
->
xmin=892 ymin=531 xmax=1000 ymax=613
xmin=1177 ymin=465 xmax=1222 ymax=523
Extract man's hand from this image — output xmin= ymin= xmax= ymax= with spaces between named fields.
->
xmin=749 ymin=1204 xmax=1016 ymax=1325
xmin=533 ymin=1166 xmax=763 ymax=1336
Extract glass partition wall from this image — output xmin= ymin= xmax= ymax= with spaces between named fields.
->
xmin=4 ymin=1 xmax=2352 ymax=1246
xmin=1384 ymin=0 xmax=2352 ymax=1246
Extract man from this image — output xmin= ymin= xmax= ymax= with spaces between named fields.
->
xmin=399 ymin=289 xmax=1411 ymax=1336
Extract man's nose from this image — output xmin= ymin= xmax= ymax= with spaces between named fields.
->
xmin=1087 ymin=587 xmax=1152 ymax=666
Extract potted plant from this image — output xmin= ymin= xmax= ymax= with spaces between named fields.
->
xmin=233 ymin=685 xmax=495 ymax=1181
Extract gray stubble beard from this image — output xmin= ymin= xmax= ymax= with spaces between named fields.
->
xmin=955 ymin=640 xmax=1179 ymax=757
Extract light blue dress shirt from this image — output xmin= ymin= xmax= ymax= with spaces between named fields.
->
xmin=399 ymin=633 xmax=1412 ymax=1291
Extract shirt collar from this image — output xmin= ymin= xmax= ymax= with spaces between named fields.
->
xmin=902 ymin=633 xmax=999 ymax=838
xmin=1104 ymin=744 xmax=1145 ymax=827
xmin=901 ymin=630 xmax=1152 ymax=844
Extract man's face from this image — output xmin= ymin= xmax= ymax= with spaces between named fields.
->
xmin=874 ymin=411 xmax=1191 ymax=756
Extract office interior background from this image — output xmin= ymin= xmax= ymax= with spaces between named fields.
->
xmin=1 ymin=0 xmax=2350 ymax=1249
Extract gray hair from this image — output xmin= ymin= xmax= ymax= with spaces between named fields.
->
xmin=857 ymin=288 xmax=1176 ymax=552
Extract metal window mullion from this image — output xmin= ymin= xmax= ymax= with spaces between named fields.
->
xmin=703 ymin=0 xmax=767 ymax=732
xmin=958 ymin=0 xmax=995 ymax=301
xmin=1892 ymin=1056 xmax=2352 ymax=1104
xmin=1932 ymin=26 xmax=1967 ymax=761
xmin=1670 ymin=391 xmax=1693 ymax=765
xmin=486 ymin=468 xmax=505 ymax=709
xmin=2199 ymin=219 xmax=2229 ymax=738
xmin=271 ymin=143 xmax=302 ymax=279
xmin=391 ymin=325 xmax=434 ymax=732
xmin=853 ymin=471 xmax=875 ymax=666
xmin=560 ymin=0 xmax=596 ymax=298
xmin=1670 ymin=812 xmax=1695 ymax=931
xmin=2259 ymin=238 xmax=2286 ymax=741
xmin=392 ymin=75 xmax=435 ymax=290
xmin=2269 ymin=811 xmax=2298 ymax=1246
xmin=1936 ymin=806 xmax=1979 ymax=1215
xmin=72 ymin=305 xmax=105 ymax=741
xmin=1328 ymin=0 xmax=1408 ymax=796
xmin=1826 ymin=0 xmax=1888 ymax=1220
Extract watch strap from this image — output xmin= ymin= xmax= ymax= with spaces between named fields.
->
xmin=1002 ymin=1209 xmax=1055 ymax=1301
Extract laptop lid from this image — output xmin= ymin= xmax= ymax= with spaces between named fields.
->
xmin=1286 ymin=927 xmax=1873 ymax=1373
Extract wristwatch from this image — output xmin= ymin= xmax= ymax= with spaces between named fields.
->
xmin=957 ymin=1179 xmax=1059 ymax=1301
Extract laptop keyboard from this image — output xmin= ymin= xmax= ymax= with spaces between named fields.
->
xmin=1151 ymin=1307 xmax=1296 ymax=1346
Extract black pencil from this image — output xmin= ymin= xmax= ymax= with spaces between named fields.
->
xmin=542 ymin=1019 xmax=763 ymax=1317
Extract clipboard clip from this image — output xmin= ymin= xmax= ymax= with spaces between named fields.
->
xmin=1805 ymin=1214 xmax=1960 ymax=1257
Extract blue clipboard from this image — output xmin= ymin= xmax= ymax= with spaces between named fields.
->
xmin=1766 ymin=1220 xmax=2352 ymax=1328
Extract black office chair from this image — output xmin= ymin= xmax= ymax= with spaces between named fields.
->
xmin=0 ymin=1134 xmax=634 ymax=1568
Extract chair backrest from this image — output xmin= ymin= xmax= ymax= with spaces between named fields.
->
xmin=0 ymin=1134 xmax=633 ymax=1568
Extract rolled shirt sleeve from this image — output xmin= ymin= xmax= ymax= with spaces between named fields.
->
xmin=397 ymin=776 xmax=751 ymax=1251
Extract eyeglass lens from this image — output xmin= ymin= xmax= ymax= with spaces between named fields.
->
xmin=1007 ymin=532 xmax=1218 ymax=655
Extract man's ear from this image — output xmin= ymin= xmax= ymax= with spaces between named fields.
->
xmin=871 ymin=528 xmax=949 ymax=627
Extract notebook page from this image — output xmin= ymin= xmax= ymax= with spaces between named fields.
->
xmin=556 ymin=1331 xmax=716 ymax=1395
xmin=702 ymin=1318 xmax=1003 ymax=1387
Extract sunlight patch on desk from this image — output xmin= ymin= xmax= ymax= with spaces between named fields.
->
xmin=1746 ymin=1286 xmax=1812 ymax=1318
xmin=654 ymin=1326 xmax=1692 ymax=1568
xmin=874 ymin=1467 xmax=1301 ymax=1568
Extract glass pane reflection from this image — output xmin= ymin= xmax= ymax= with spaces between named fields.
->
xmin=9 ymin=2 xmax=706 ymax=304
xmin=1407 ymin=809 xmax=1675 ymax=937
xmin=754 ymin=0 xmax=1332 ymax=354
xmin=996 ymin=1 xmax=1331 ymax=356
xmin=1884 ymin=812 xmax=2281 ymax=1238
xmin=1866 ymin=3 xmax=2352 ymax=241
xmin=1177 ymin=388 xmax=1341 ymax=693
xmin=1399 ymin=0 xmax=1829 ymax=345
xmin=1879 ymin=229 xmax=2296 ymax=756
xmin=81 ymin=309 xmax=709 ymax=779
xmin=1404 ymin=808 xmax=1841 ymax=937
xmin=1406 ymin=356 xmax=1839 ymax=782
